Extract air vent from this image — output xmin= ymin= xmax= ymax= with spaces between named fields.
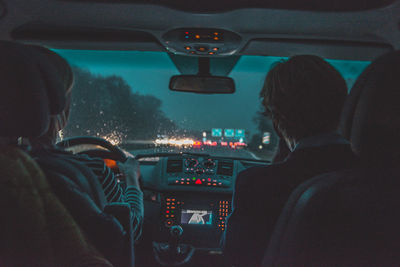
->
xmin=217 ymin=160 xmax=234 ymax=176
xmin=166 ymin=159 xmax=183 ymax=173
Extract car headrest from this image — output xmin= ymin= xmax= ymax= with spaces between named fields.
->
xmin=340 ymin=50 xmax=400 ymax=163
xmin=0 ymin=41 xmax=66 ymax=138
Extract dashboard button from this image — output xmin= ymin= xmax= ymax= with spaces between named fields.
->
xmin=196 ymin=46 xmax=208 ymax=52
xmin=165 ymin=219 xmax=174 ymax=227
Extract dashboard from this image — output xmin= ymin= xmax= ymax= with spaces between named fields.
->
xmin=139 ymin=154 xmax=268 ymax=250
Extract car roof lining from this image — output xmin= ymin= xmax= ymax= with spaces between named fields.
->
xmin=1 ymin=0 xmax=400 ymax=61
xmin=12 ymin=24 xmax=392 ymax=61
xmin=64 ymin=0 xmax=395 ymax=13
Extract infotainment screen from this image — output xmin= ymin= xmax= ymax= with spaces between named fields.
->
xmin=181 ymin=209 xmax=212 ymax=225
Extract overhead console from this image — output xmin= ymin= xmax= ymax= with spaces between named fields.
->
xmin=162 ymin=28 xmax=241 ymax=56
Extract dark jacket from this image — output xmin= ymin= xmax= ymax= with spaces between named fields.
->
xmin=222 ymin=143 xmax=358 ymax=266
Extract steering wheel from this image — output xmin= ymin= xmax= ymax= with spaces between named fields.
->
xmin=56 ymin=136 xmax=128 ymax=162
xmin=57 ymin=136 xmax=145 ymax=190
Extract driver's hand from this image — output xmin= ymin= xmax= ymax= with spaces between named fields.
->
xmin=118 ymin=157 xmax=141 ymax=188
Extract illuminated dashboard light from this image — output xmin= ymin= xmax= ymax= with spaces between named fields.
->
xmin=185 ymin=31 xmax=189 ymax=34
xmin=208 ymin=52 xmax=214 ymax=55
xmin=195 ymin=34 xmax=200 ymax=39
xmin=214 ymin=32 xmax=219 ymax=35
xmin=207 ymin=178 xmax=212 ymax=182
xmin=213 ymin=47 xmax=219 ymax=51
xmin=166 ymin=210 xmax=170 ymax=213
xmin=195 ymin=179 xmax=202 ymax=185
xmin=214 ymin=37 xmax=219 ymax=40
xmin=185 ymin=46 xmax=191 ymax=50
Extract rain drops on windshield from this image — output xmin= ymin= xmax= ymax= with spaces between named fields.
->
xmin=58 ymin=50 xmax=370 ymax=161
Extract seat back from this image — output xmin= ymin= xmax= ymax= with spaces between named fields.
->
xmin=0 ymin=41 xmax=66 ymax=138
xmin=263 ymin=50 xmax=400 ymax=266
xmin=263 ymin=167 xmax=400 ymax=266
xmin=0 ymin=41 xmax=133 ymax=267
xmin=0 ymin=146 xmax=113 ymax=267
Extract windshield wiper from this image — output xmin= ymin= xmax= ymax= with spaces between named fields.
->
xmin=134 ymin=152 xmax=210 ymax=159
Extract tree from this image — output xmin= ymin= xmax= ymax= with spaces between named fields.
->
xmin=63 ymin=67 xmax=177 ymax=142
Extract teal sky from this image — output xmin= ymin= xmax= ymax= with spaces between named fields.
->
xmin=54 ymin=49 xmax=370 ymax=138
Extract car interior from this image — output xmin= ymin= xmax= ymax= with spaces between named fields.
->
xmin=0 ymin=0 xmax=400 ymax=266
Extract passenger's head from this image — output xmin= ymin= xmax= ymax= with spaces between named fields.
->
xmin=29 ymin=46 xmax=74 ymax=147
xmin=260 ymin=55 xmax=347 ymax=150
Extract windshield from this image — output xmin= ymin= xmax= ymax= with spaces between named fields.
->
xmin=56 ymin=50 xmax=370 ymax=161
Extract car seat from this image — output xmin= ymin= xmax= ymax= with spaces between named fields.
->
xmin=262 ymin=50 xmax=400 ymax=266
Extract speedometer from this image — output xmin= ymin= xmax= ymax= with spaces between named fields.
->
xmin=203 ymin=158 xmax=216 ymax=169
xmin=185 ymin=158 xmax=199 ymax=168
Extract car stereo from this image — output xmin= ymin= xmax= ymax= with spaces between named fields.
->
xmin=163 ymin=196 xmax=230 ymax=232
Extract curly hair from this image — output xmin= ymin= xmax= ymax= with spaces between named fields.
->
xmin=260 ymin=55 xmax=348 ymax=141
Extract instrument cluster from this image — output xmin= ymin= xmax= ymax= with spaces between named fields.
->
xmin=184 ymin=157 xmax=216 ymax=175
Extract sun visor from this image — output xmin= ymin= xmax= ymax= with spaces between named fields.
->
xmin=241 ymin=38 xmax=393 ymax=61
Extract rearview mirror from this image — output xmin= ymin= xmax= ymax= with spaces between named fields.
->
xmin=169 ymin=75 xmax=235 ymax=94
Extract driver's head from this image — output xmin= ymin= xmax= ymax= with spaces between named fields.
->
xmin=29 ymin=46 xmax=74 ymax=147
xmin=260 ymin=55 xmax=347 ymax=150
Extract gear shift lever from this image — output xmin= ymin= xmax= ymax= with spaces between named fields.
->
xmin=169 ymin=225 xmax=183 ymax=254
xmin=153 ymin=225 xmax=195 ymax=266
